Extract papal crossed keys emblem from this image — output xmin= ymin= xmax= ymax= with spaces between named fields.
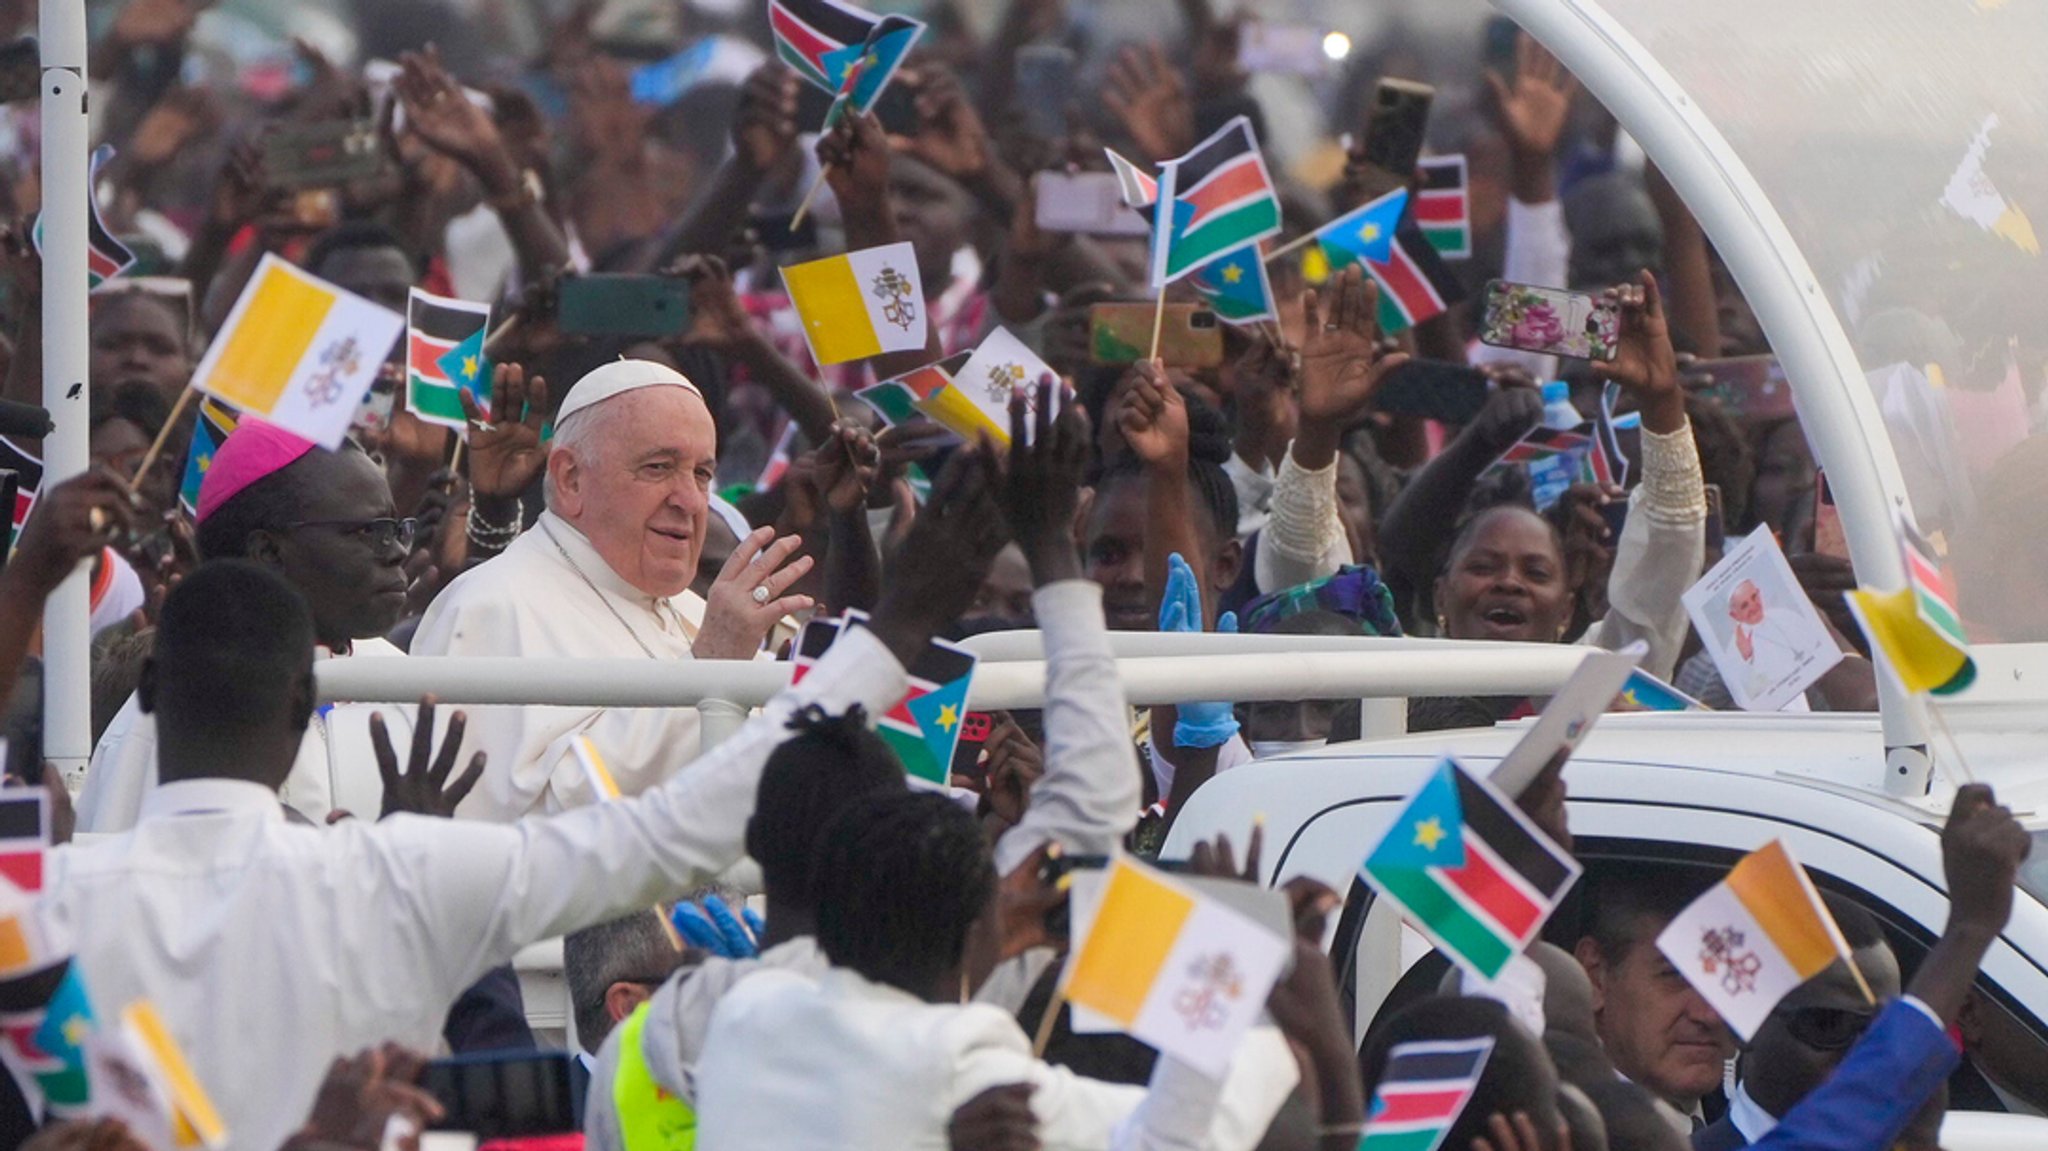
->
xmin=1171 ymin=951 xmax=1243 ymax=1032
xmin=302 ymin=336 xmax=362 ymax=408
xmin=1698 ymin=926 xmax=1763 ymax=995
xmin=871 ymin=265 xmax=918 ymax=332
xmin=984 ymin=362 xmax=1028 ymax=407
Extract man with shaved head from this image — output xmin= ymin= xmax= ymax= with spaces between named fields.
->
xmin=413 ymin=360 xmax=815 ymax=819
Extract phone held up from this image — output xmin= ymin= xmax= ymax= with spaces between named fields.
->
xmin=1088 ymin=304 xmax=1224 ymax=369
xmin=1478 ymin=280 xmax=1621 ymax=362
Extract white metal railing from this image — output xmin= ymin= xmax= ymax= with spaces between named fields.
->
xmin=314 ymin=636 xmax=1600 ymax=725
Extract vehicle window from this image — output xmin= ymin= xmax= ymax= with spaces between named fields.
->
xmin=2021 ymin=830 xmax=2048 ymax=909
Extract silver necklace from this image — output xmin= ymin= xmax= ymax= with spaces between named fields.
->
xmin=539 ymin=520 xmax=661 ymax=660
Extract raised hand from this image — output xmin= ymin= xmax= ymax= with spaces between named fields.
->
xmin=732 ymin=64 xmax=803 ymax=174
xmin=1595 ymin=271 xmax=1684 ymax=433
xmin=1295 ymin=266 xmax=1409 ymax=470
xmin=981 ymin=713 xmax=1046 ymax=828
xmin=817 ymin=110 xmax=893 ymax=223
xmin=1943 ymin=783 xmax=2032 ymax=938
xmin=697 ymin=528 xmax=817 ymax=659
xmin=127 ymin=86 xmax=218 ymax=171
xmin=870 ymin=447 xmax=1011 ymax=667
xmin=396 ymin=47 xmax=511 ymax=181
xmin=459 ymin=363 xmax=549 ymax=502
xmin=567 ymin=56 xmax=650 ymax=169
xmin=1000 ymin=377 xmax=1089 ymax=581
xmin=370 ymin=697 xmax=486 ymax=819
xmin=948 ymin=1083 xmax=1039 ymax=1151
xmin=902 ymin=67 xmax=991 ymax=180
xmin=672 ymin=255 xmax=759 ymax=353
xmin=1103 ymin=43 xmax=1193 ymax=163
xmin=1230 ymin=335 xmax=1299 ymax=471
xmin=289 ymin=1045 xmax=443 ymax=1151
xmin=812 ymin=420 xmax=881 ymax=516
xmin=1114 ymin=360 xmax=1188 ymax=471
xmin=1486 ymin=31 xmax=1579 ymax=165
xmin=4 ymin=468 xmax=138 ymax=598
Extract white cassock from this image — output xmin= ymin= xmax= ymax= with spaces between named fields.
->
xmin=411 ymin=510 xmax=710 ymax=821
xmin=75 ymin=639 xmax=414 ymax=831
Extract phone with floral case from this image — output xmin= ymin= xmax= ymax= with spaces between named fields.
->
xmin=1479 ymin=279 xmax=1621 ymax=362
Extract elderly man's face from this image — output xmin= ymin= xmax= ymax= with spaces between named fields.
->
xmin=554 ymin=388 xmax=718 ymax=598
xmin=1730 ymin=580 xmax=1764 ymax=626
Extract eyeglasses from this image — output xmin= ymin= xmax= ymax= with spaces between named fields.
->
xmin=1776 ymin=1004 xmax=1879 ymax=1050
xmin=287 ymin=517 xmax=418 ymax=551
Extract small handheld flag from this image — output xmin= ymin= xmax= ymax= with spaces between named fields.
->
xmin=1189 ymin=246 xmax=1279 ymax=326
xmin=33 ymin=145 xmax=136 ymax=290
xmin=1150 ymin=117 xmax=1283 ymax=286
xmin=816 ymin=13 xmax=925 ymax=133
xmin=1654 ymin=839 xmax=1856 ymax=1041
xmin=1104 ymin=148 xmax=1159 ymax=210
xmin=0 ymin=959 xmax=95 ymax=1114
xmin=1365 ymin=220 xmax=1466 ymax=334
xmin=754 ymin=421 xmax=801 ymax=492
xmin=1311 ymin=188 xmax=1407 ymax=272
xmin=0 ymin=437 xmax=41 ymax=556
xmin=770 ymin=0 xmax=908 ymax=94
xmin=189 ymin=254 xmax=405 ymax=449
xmin=121 ymin=1000 xmax=228 ymax=1149
xmin=1845 ymin=509 xmax=1974 ymax=696
xmin=1614 ymin=669 xmax=1708 ymax=712
xmin=0 ymin=790 xmax=48 ymax=896
xmin=572 ymin=737 xmax=622 ymax=802
xmin=407 ymin=289 xmax=492 ymax=430
xmin=792 ymin=613 xmax=979 ymax=784
xmin=177 ymin=400 xmax=239 ymax=516
xmin=1359 ymin=760 xmax=1580 ymax=982
xmin=857 ymin=352 xmax=1007 ymax=444
xmin=953 ymin=327 xmax=1059 ymax=445
xmin=781 ymin=242 xmax=928 ymax=366
xmin=1360 ymin=1036 xmax=1496 ymax=1151
xmin=1415 ymin=156 xmax=1472 ymax=259
xmin=1060 ymin=856 xmax=1290 ymax=1077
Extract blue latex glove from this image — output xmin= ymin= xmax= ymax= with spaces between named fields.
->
xmin=1158 ymin=553 xmax=1242 ymax=749
xmin=671 ymin=894 xmax=759 ymax=958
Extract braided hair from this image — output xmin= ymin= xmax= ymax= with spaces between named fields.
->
xmin=809 ymin=789 xmax=995 ymax=998
xmin=744 ymin=705 xmax=906 ymax=906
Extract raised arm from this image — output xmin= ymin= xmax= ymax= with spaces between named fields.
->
xmin=991 ymin=382 xmax=1142 ymax=874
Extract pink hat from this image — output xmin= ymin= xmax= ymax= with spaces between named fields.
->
xmin=194 ymin=417 xmax=317 ymax=525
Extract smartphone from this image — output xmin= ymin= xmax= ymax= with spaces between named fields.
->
xmin=1013 ymin=45 xmax=1076 ymax=140
xmin=287 ymin=188 xmax=340 ymax=232
xmin=795 ymin=77 xmax=922 ymax=136
xmin=1682 ymin=355 xmax=1795 ymax=424
xmin=1483 ymin=16 xmax=1521 ymax=80
xmin=1702 ymin=483 xmax=1726 ymax=554
xmin=1358 ymin=79 xmax=1435 ymax=185
xmin=1812 ymin=471 xmax=1848 ymax=560
xmin=557 ymin=275 xmax=692 ymax=338
xmin=1478 ymin=280 xmax=1621 ymax=362
xmin=420 ymin=1051 xmax=577 ymax=1138
xmin=261 ymin=120 xmax=384 ymax=190
xmin=0 ymin=37 xmax=39 ymax=105
xmin=1237 ymin=23 xmax=1328 ymax=76
xmin=352 ymin=366 xmax=401 ymax=436
xmin=1372 ymin=359 xmax=1491 ymax=424
xmin=1033 ymin=171 xmax=1150 ymax=237
xmin=949 ymin=711 xmax=995 ymax=782
xmin=749 ymin=208 xmax=818 ymax=254
xmin=1088 ymin=303 xmax=1223 ymax=368
xmin=1599 ymin=498 xmax=1629 ymax=543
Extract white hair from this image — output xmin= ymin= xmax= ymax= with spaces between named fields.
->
xmin=541 ymin=402 xmax=619 ymax=513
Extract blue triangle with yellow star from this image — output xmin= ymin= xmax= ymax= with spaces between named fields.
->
xmin=1366 ymin=759 xmax=1467 ymax=872
xmin=1314 ymin=187 xmax=1407 ymax=271
xmin=434 ymin=327 xmax=490 ymax=408
xmin=902 ymin=668 xmax=973 ymax=785
xmin=1189 ymin=245 xmax=1279 ymax=325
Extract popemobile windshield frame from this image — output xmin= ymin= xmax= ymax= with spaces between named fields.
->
xmin=1486 ymin=0 xmax=2048 ymax=796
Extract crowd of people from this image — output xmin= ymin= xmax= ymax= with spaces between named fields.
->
xmin=0 ymin=0 xmax=2037 ymax=1149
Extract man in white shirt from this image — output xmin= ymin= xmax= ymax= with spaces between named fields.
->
xmin=79 ymin=421 xmax=418 ymax=829
xmin=412 ymin=359 xmax=815 ymax=819
xmin=46 ymin=448 xmax=1005 ymax=1151
xmin=696 ymin=788 xmax=1299 ymax=1151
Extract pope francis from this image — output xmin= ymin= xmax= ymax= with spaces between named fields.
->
xmin=413 ymin=360 xmax=815 ymax=820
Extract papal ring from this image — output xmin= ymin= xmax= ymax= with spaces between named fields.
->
xmin=751 ymin=585 xmax=772 ymax=605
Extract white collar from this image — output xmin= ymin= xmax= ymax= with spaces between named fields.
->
xmin=138 ymin=778 xmax=287 ymax=824
xmin=1728 ymin=1080 xmax=1778 ymax=1143
xmin=539 ymin=511 xmax=657 ymax=607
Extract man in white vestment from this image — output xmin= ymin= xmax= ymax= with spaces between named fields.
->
xmin=412 ymin=359 xmax=815 ymax=819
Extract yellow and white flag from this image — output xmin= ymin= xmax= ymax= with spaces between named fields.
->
xmin=107 ymin=1001 xmax=228 ymax=1149
xmin=1655 ymin=840 xmax=1854 ymax=1041
xmin=954 ymin=327 xmax=1060 ymax=446
xmin=189 ymin=253 xmax=405 ymax=449
xmin=780 ymin=241 xmax=928 ymax=365
xmin=1060 ymin=857 xmax=1289 ymax=1076
xmin=572 ymin=736 xmax=622 ymax=802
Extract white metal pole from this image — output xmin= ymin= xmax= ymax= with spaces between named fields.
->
xmin=1491 ymin=0 xmax=1932 ymax=796
xmin=39 ymin=0 xmax=91 ymax=789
